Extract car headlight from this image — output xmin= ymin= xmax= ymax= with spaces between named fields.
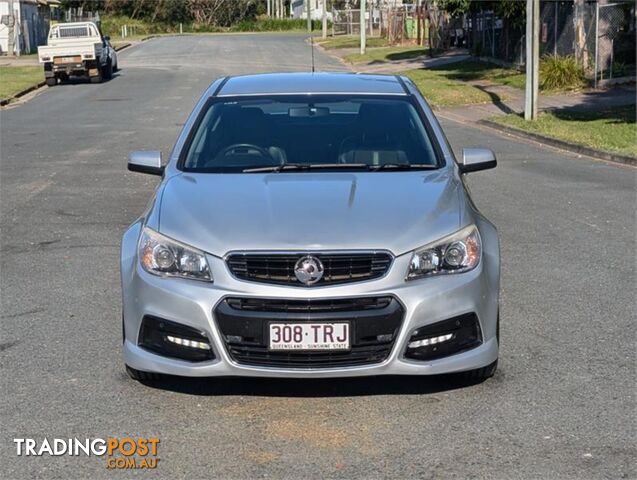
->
xmin=406 ymin=225 xmax=481 ymax=280
xmin=139 ymin=227 xmax=212 ymax=282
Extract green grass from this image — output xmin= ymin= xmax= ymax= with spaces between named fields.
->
xmin=318 ymin=35 xmax=388 ymax=49
xmin=429 ymin=60 xmax=525 ymax=89
xmin=491 ymin=105 xmax=637 ymax=157
xmin=400 ymin=61 xmax=524 ymax=108
xmin=0 ymin=66 xmax=44 ymax=100
xmin=344 ymin=46 xmax=428 ymax=64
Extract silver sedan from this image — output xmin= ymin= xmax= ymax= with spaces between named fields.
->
xmin=121 ymin=72 xmax=500 ymax=383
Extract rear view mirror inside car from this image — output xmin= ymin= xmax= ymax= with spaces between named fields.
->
xmin=288 ymin=106 xmax=330 ymax=117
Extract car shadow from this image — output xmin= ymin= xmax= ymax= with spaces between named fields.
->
xmin=136 ymin=371 xmax=497 ymax=397
xmin=58 ymin=73 xmax=120 ymax=86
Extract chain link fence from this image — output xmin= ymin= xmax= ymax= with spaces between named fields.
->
xmin=330 ymin=1 xmax=635 ymax=84
xmin=594 ymin=2 xmax=635 ymax=83
xmin=467 ymin=0 xmax=635 ymax=81
xmin=333 ymin=3 xmax=461 ymax=52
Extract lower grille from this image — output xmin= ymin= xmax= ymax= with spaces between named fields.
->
xmin=214 ymin=296 xmax=404 ymax=368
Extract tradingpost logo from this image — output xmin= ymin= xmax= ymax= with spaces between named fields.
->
xmin=13 ymin=437 xmax=160 ymax=469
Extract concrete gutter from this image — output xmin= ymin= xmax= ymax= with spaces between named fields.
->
xmin=0 ymin=80 xmax=46 ymax=106
xmin=479 ymin=119 xmax=636 ymax=167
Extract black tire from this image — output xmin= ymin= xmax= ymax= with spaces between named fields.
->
xmin=103 ymin=60 xmax=113 ymax=80
xmin=90 ymin=70 xmax=103 ymax=84
xmin=112 ymin=60 xmax=118 ymax=72
xmin=125 ymin=365 xmax=161 ymax=382
xmin=460 ymin=359 xmax=498 ymax=382
xmin=45 ymin=77 xmax=57 ymax=87
xmin=458 ymin=312 xmax=500 ymax=383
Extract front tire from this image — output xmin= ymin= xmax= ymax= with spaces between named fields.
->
xmin=459 ymin=312 xmax=500 ymax=382
xmin=103 ymin=60 xmax=113 ymax=80
xmin=125 ymin=365 xmax=161 ymax=382
xmin=89 ymin=70 xmax=103 ymax=84
xmin=460 ymin=359 xmax=498 ymax=382
xmin=45 ymin=77 xmax=57 ymax=87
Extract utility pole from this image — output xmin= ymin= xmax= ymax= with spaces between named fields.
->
xmin=322 ymin=0 xmax=328 ymax=39
xmin=524 ymin=0 xmax=539 ymax=120
xmin=307 ymin=0 xmax=312 ymax=32
xmin=7 ymin=0 xmax=15 ymax=56
xmin=360 ymin=0 xmax=366 ymax=55
xmin=267 ymin=0 xmax=271 ymax=18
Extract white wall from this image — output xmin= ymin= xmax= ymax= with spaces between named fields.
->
xmin=0 ymin=1 xmax=20 ymax=55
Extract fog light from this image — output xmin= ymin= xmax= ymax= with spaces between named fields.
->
xmin=166 ymin=335 xmax=211 ymax=350
xmin=408 ymin=333 xmax=454 ymax=349
xmin=405 ymin=313 xmax=482 ymax=361
xmin=138 ymin=316 xmax=214 ymax=362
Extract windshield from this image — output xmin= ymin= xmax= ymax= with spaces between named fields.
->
xmin=181 ymin=95 xmax=440 ymax=173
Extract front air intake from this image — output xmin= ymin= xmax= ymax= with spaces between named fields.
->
xmin=404 ymin=313 xmax=482 ymax=361
xmin=138 ymin=316 xmax=214 ymax=362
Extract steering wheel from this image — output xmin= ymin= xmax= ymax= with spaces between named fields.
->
xmin=217 ymin=143 xmax=278 ymax=165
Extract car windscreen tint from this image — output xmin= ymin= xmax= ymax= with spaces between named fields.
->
xmin=182 ymin=95 xmax=439 ymax=172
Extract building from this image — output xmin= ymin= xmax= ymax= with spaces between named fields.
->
xmin=0 ymin=0 xmax=60 ymax=55
xmin=291 ymin=1 xmax=407 ymax=21
xmin=291 ymin=0 xmax=325 ymax=20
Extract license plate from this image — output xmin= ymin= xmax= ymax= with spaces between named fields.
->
xmin=269 ymin=322 xmax=350 ymax=351
xmin=55 ymin=56 xmax=79 ymax=64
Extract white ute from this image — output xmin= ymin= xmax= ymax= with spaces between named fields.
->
xmin=38 ymin=22 xmax=118 ymax=86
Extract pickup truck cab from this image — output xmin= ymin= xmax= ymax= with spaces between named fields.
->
xmin=38 ymin=22 xmax=118 ymax=86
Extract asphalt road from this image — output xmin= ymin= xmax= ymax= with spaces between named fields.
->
xmin=1 ymin=34 xmax=635 ymax=479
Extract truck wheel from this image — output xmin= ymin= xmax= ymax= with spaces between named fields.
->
xmin=89 ymin=71 xmax=103 ymax=84
xmin=103 ymin=60 xmax=113 ymax=80
xmin=45 ymin=77 xmax=57 ymax=87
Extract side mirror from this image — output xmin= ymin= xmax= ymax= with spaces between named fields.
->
xmin=459 ymin=148 xmax=497 ymax=174
xmin=128 ymin=150 xmax=164 ymax=176
xmin=103 ymin=35 xmax=110 ymax=41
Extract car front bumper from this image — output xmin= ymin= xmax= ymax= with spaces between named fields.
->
xmin=121 ymin=222 xmax=499 ymax=378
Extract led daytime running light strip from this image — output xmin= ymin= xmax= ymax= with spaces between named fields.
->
xmin=166 ymin=335 xmax=211 ymax=350
xmin=408 ymin=333 xmax=454 ymax=349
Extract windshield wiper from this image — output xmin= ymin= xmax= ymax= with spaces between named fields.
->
xmin=243 ymin=163 xmax=371 ymax=173
xmin=369 ymin=163 xmax=438 ymax=171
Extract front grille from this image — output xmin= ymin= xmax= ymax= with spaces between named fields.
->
xmin=215 ymin=296 xmax=404 ymax=368
xmin=226 ymin=252 xmax=392 ymax=286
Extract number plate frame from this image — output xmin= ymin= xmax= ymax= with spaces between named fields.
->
xmin=267 ymin=322 xmax=351 ymax=352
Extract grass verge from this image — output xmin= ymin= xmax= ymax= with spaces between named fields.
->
xmin=344 ymin=46 xmax=428 ymax=64
xmin=490 ymin=105 xmax=637 ymax=157
xmin=401 ymin=64 xmax=510 ymax=108
xmin=429 ymin=60 xmax=525 ymax=89
xmin=318 ymin=36 xmax=388 ymax=49
xmin=0 ymin=66 xmax=44 ymax=100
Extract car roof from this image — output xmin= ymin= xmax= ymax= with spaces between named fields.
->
xmin=215 ymin=72 xmax=408 ymax=96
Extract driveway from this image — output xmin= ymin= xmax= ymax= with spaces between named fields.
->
xmin=1 ymin=34 xmax=634 ymax=479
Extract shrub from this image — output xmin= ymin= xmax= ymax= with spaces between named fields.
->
xmin=539 ymin=54 xmax=585 ymax=91
xmin=230 ymin=18 xmax=323 ymax=32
